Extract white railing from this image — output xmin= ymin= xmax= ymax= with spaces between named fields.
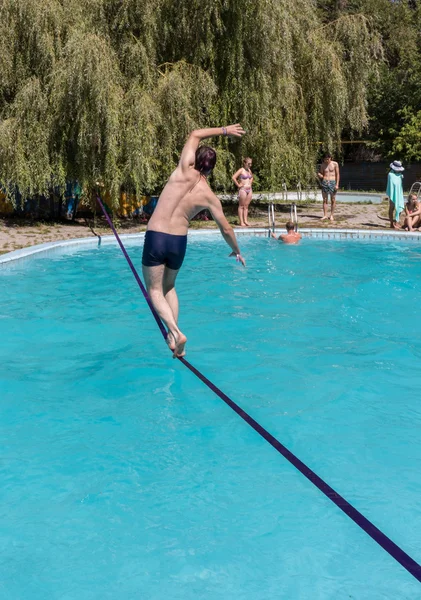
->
xmin=282 ymin=181 xmax=288 ymax=202
xmin=297 ymin=181 xmax=302 ymax=202
xmin=290 ymin=203 xmax=298 ymax=231
xmin=268 ymin=202 xmax=275 ymax=236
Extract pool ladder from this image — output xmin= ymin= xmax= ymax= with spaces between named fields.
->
xmin=409 ymin=181 xmax=421 ymax=200
xmin=267 ymin=182 xmax=289 ymax=234
xmin=268 ymin=202 xmax=298 ymax=235
xmin=268 ymin=202 xmax=275 ymax=236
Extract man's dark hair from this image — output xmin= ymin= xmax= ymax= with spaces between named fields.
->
xmin=323 ymin=152 xmax=332 ymax=159
xmin=195 ymin=146 xmax=217 ymax=174
xmin=286 ymin=221 xmax=295 ymax=231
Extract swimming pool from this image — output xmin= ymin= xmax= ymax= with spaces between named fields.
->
xmin=1 ymin=235 xmax=421 ymax=598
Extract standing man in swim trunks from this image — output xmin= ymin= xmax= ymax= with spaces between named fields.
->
xmin=142 ymin=124 xmax=246 ymax=359
xmin=318 ymin=153 xmax=340 ymax=221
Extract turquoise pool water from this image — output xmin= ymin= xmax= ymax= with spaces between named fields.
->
xmin=1 ymin=236 xmax=421 ymax=599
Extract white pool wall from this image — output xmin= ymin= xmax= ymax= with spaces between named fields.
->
xmin=2 ymin=228 xmax=421 ymax=268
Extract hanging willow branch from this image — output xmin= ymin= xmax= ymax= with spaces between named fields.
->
xmin=0 ymin=0 xmax=382 ymax=206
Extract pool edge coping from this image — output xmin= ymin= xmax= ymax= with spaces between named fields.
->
xmin=1 ymin=227 xmax=421 ymax=266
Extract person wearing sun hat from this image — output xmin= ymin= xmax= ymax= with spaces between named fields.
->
xmin=386 ymin=160 xmax=405 ymax=229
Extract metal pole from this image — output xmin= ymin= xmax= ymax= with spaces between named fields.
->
xmin=290 ymin=202 xmax=298 ymax=232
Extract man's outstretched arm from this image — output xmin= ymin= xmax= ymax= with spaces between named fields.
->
xmin=179 ymin=124 xmax=245 ymax=172
xmin=208 ymin=194 xmax=246 ymax=266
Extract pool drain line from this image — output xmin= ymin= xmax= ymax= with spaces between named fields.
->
xmin=96 ymin=194 xmax=421 ymax=584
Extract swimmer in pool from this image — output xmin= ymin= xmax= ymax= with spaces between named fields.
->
xmin=271 ymin=221 xmax=302 ymax=244
xmin=142 ymin=124 xmax=246 ymax=359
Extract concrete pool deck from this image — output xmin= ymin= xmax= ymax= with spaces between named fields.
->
xmin=0 ymin=199 xmax=416 ymax=258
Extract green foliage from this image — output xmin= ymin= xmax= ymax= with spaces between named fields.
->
xmin=0 ymin=78 xmax=51 ymax=196
xmin=391 ymin=109 xmax=421 ymax=161
xmin=50 ymin=32 xmax=124 ymax=198
xmin=0 ymin=0 xmax=384 ymax=207
xmin=353 ymin=0 xmax=421 ymax=154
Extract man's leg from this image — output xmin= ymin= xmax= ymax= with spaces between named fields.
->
xmin=142 ymin=263 xmax=187 ymax=358
xmin=321 ymin=189 xmax=328 ymax=220
xmin=330 ymin=191 xmax=336 ymax=221
xmin=162 ymin=266 xmax=180 ymax=350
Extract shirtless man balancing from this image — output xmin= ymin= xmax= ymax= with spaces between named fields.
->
xmin=318 ymin=153 xmax=340 ymax=221
xmin=142 ymin=124 xmax=246 ymax=359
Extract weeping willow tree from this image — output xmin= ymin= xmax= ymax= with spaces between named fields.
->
xmin=0 ymin=0 xmax=381 ymax=208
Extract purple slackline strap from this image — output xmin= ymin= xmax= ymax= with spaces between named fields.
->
xmin=96 ymin=194 xmax=167 ymax=340
xmin=96 ymin=194 xmax=421 ymax=584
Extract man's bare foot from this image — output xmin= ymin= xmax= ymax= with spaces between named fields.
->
xmin=330 ymin=215 xmax=334 ymax=221
xmin=244 ymin=222 xmax=250 ymax=227
xmin=173 ymin=333 xmax=187 ymax=358
xmin=166 ymin=332 xmax=176 ymax=351
xmin=321 ymin=215 xmax=328 ymax=221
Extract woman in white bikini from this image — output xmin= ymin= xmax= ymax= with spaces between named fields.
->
xmin=232 ymin=157 xmax=253 ymax=227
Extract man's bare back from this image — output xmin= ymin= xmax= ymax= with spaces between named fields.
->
xmin=148 ymin=169 xmax=221 ymax=236
xmin=280 ymin=231 xmax=301 ymax=244
xmin=272 ymin=221 xmax=301 ymax=244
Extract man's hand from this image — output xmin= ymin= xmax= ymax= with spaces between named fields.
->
xmin=225 ymin=124 xmax=246 ymax=138
xmin=229 ymin=251 xmax=246 ymax=266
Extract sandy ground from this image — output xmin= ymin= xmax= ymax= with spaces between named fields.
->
xmin=0 ymin=200 xmax=393 ymax=255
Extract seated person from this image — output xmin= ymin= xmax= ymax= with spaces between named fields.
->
xmin=271 ymin=221 xmax=302 ymax=244
xmin=403 ymin=193 xmax=421 ymax=231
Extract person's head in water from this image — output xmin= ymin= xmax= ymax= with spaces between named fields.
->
xmin=243 ymin=157 xmax=252 ymax=170
xmin=285 ymin=221 xmax=295 ymax=232
xmin=195 ymin=146 xmax=216 ymax=176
